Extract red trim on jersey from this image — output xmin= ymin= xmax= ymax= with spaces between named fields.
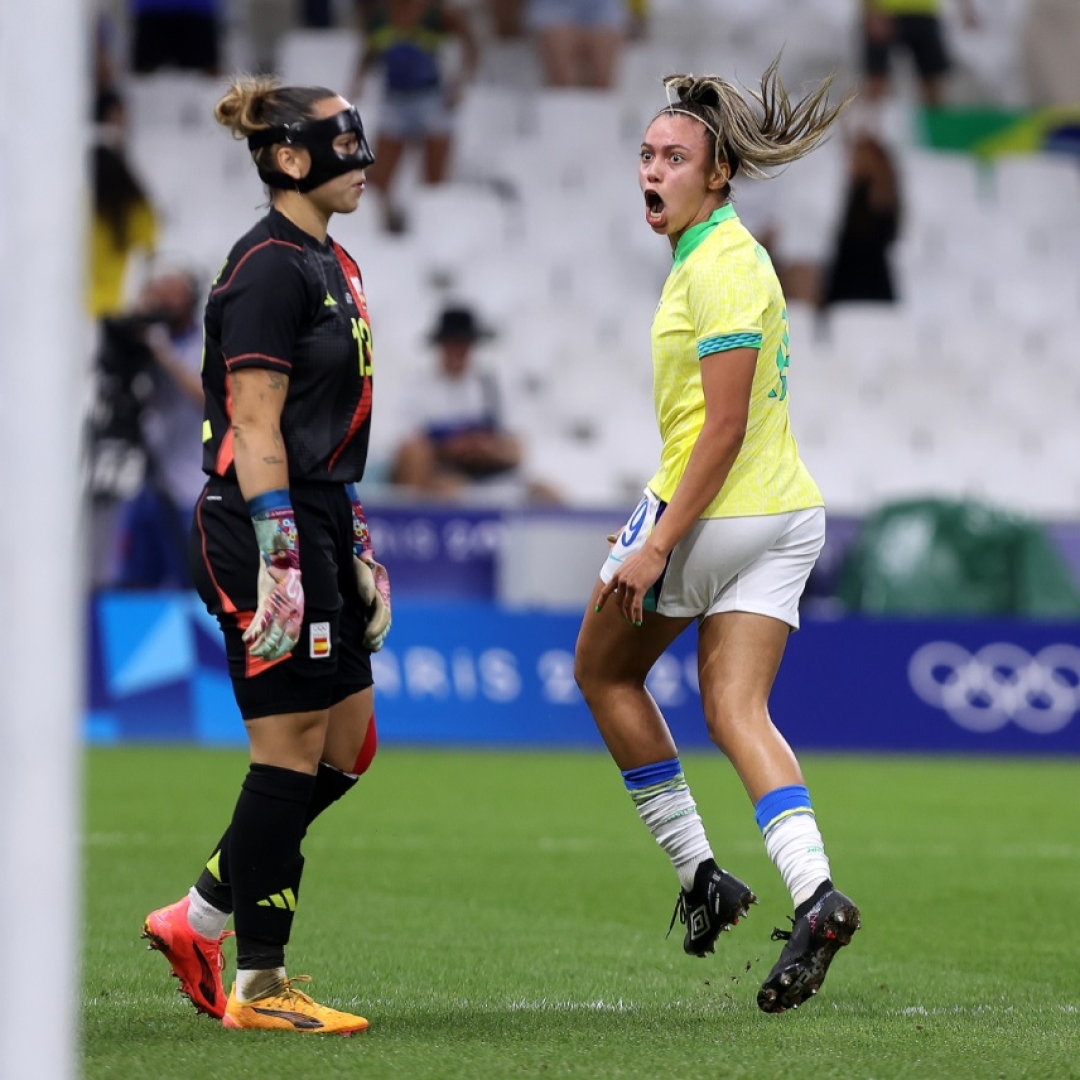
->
xmin=211 ymin=238 xmax=303 ymax=297
xmin=328 ymin=241 xmax=373 ymax=473
xmin=328 ymin=380 xmax=372 ymax=473
xmin=224 ymin=352 xmax=293 ymax=371
xmin=215 ymin=428 xmax=235 ymax=476
xmin=195 ymin=489 xmax=238 ymax=615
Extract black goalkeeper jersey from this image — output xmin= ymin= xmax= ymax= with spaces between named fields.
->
xmin=201 ymin=208 xmax=374 ymax=484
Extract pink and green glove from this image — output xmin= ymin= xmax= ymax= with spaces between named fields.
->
xmin=349 ymin=486 xmax=391 ymax=652
xmin=243 ymin=489 xmax=304 ymax=661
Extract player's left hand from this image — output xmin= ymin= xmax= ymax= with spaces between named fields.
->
xmin=354 ymin=555 xmax=392 ymax=651
xmin=243 ymin=563 xmax=305 ymax=660
xmin=595 ymin=544 xmax=667 ymax=626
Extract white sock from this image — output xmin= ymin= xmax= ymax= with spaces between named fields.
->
xmin=634 ymin=786 xmax=714 ymax=891
xmin=235 ymin=966 xmax=287 ymax=1003
xmin=187 ymin=886 xmax=229 ymax=940
xmin=764 ymin=813 xmax=831 ymax=909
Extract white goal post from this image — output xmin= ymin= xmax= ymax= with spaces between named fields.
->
xmin=0 ymin=1 xmax=87 ymax=1077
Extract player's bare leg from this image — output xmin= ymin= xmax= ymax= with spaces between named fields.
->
xmin=575 ymin=584 xmax=755 ymax=956
xmin=697 ymin=610 xmax=860 ymax=1011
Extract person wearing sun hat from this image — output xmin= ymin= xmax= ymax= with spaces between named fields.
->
xmin=391 ymin=304 xmax=548 ymax=501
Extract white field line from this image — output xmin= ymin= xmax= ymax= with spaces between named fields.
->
xmin=82 ymin=994 xmax=1078 ymax=1016
xmin=85 ymin=833 xmax=1080 ymax=862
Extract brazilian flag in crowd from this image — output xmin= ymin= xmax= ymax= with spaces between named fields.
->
xmin=921 ymin=105 xmax=1080 ymax=159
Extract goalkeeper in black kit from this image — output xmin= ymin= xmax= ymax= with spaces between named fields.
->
xmin=142 ymin=73 xmax=391 ymax=1036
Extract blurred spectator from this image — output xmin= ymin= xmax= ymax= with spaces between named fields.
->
xmin=822 ymin=133 xmax=901 ymax=307
xmin=489 ymin=0 xmax=524 ymax=38
xmin=94 ymin=11 xmax=120 ymax=97
xmin=352 ymin=0 xmax=478 ymax=233
xmin=626 ymin=0 xmax=648 ymax=42
xmin=862 ymin=0 xmax=978 ymax=107
xmin=89 ymin=89 xmax=158 ymax=319
xmin=131 ymin=0 xmax=222 ymax=75
xmin=354 ymin=0 xmax=381 ymax=30
xmin=391 ymin=306 xmax=562 ymax=504
xmin=110 ymin=268 xmax=207 ymax=588
xmin=300 ymin=0 xmax=334 ymax=25
xmin=526 ymin=0 xmax=626 ymax=88
xmin=1023 ymin=0 xmax=1080 ymax=107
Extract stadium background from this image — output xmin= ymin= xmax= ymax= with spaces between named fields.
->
xmin=85 ymin=0 xmax=1080 ymax=758
xmin=0 ymin=2 xmax=1064 ymax=1076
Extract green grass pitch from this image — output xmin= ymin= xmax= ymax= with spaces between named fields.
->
xmin=83 ymin=747 xmax=1078 ymax=1079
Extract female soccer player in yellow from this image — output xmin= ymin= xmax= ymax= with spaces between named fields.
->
xmin=574 ymin=61 xmax=860 ymax=1013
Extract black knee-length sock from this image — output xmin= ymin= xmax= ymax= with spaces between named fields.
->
xmin=195 ymin=762 xmax=358 ymax=915
xmin=227 ymin=763 xmax=318 ymax=970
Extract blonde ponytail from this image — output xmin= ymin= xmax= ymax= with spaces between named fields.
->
xmin=660 ymin=57 xmax=853 ymax=183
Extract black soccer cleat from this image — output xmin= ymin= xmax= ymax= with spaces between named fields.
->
xmin=757 ymin=882 xmax=861 ymax=1013
xmin=669 ymin=858 xmax=757 ymax=957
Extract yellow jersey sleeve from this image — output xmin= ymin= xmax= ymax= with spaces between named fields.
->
xmin=686 ymin=250 xmax=768 ymax=360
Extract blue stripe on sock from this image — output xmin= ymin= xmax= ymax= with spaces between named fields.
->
xmin=621 ymin=758 xmax=681 ymax=791
xmin=754 ymin=784 xmax=812 ymax=834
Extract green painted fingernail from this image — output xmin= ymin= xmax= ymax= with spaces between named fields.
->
xmin=594 ymin=604 xmax=601 ymax=613
xmin=634 ymin=619 xmax=642 ymax=626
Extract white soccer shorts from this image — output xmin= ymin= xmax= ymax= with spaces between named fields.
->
xmin=600 ymin=489 xmax=825 ymax=630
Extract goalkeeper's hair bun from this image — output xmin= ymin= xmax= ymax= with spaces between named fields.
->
xmin=214 ymin=75 xmax=340 ymax=140
xmin=214 ymin=76 xmax=343 ymax=176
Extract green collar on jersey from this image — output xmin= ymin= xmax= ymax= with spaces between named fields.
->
xmin=672 ymin=202 xmax=737 ymax=266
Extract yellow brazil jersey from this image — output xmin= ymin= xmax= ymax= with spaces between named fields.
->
xmin=647 ymin=203 xmax=822 ymax=519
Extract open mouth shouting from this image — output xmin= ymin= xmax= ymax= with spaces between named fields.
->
xmin=644 ymin=189 xmax=667 ymax=230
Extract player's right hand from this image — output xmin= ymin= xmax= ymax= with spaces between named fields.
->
xmin=354 ymin=556 xmax=391 ymax=652
xmin=243 ymin=562 xmax=305 ymax=660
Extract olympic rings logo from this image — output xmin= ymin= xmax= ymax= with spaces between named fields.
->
xmin=908 ymin=642 xmax=1080 ymax=734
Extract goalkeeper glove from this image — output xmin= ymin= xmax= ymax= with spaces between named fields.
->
xmin=350 ymin=486 xmax=391 ymax=651
xmin=242 ymin=489 xmax=305 ymax=661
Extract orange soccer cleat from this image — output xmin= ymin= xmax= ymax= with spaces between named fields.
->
xmin=142 ymin=896 xmax=231 ymax=1019
xmin=222 ymin=975 xmax=369 ymax=1035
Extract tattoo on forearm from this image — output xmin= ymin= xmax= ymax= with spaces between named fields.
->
xmin=262 ymin=455 xmax=285 ymax=465
xmin=268 ymin=373 xmax=287 ymax=391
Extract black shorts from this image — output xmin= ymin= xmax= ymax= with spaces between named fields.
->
xmin=132 ymin=12 xmax=220 ymax=74
xmin=864 ymin=15 xmax=950 ymax=81
xmin=190 ymin=476 xmax=373 ymax=720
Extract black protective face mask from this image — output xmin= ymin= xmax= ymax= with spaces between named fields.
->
xmin=248 ymin=106 xmax=375 ymax=193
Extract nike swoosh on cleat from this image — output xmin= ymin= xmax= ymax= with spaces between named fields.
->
xmin=251 ymin=1007 xmax=325 ymax=1029
xmin=193 ymin=944 xmax=218 ymax=1006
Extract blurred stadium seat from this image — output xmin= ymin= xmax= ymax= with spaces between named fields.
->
xmin=275 ymin=28 xmax=361 ymax=92
xmin=124 ymin=73 xmax=225 ymax=132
